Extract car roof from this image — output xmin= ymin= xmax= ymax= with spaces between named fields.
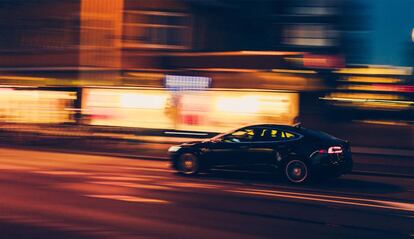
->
xmin=245 ymin=124 xmax=298 ymax=130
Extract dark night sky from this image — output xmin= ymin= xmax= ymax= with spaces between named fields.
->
xmin=367 ymin=0 xmax=414 ymax=66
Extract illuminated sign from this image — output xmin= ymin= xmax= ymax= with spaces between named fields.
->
xmin=165 ymin=75 xmax=212 ymax=91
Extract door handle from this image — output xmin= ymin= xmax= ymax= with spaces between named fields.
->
xmin=239 ymin=145 xmax=249 ymax=149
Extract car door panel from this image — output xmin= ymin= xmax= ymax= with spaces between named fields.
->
xmin=245 ymin=142 xmax=276 ymax=167
xmin=206 ymin=142 xmax=249 ymax=168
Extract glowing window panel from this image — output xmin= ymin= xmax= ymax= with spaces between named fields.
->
xmin=120 ymin=93 xmax=167 ymax=109
xmin=215 ymin=96 xmax=260 ymax=114
xmin=165 ymin=75 xmax=212 ymax=91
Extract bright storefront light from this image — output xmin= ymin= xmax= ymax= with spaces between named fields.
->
xmin=82 ymin=88 xmax=299 ymax=132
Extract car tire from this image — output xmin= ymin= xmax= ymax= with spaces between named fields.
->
xmin=177 ymin=152 xmax=200 ymax=175
xmin=284 ymin=159 xmax=310 ymax=184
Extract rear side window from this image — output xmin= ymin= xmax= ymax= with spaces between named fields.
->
xmin=281 ymin=131 xmax=298 ymax=139
xmin=261 ymin=128 xmax=300 ymax=141
xmin=254 ymin=128 xmax=276 ymax=141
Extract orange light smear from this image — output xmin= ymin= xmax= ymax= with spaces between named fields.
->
xmin=188 ymin=68 xmax=259 ymax=73
xmin=240 ymin=51 xmax=303 ymax=56
xmin=127 ymin=72 xmax=165 ymax=79
xmin=56 ymin=182 xmax=130 ymax=194
xmin=115 ymin=166 xmax=171 ymax=173
xmin=357 ymin=120 xmax=410 ymax=126
xmin=85 ymin=194 xmax=169 ymax=204
xmin=0 ymin=76 xmax=53 ymax=81
xmin=89 ymin=181 xmax=171 ymax=190
xmin=33 ymin=170 xmax=91 ymax=176
xmin=271 ymin=69 xmax=316 ymax=74
xmin=0 ymin=165 xmax=39 ymax=171
xmin=120 ymin=174 xmax=169 ymax=180
xmin=229 ymin=189 xmax=414 ymax=212
xmin=345 ymin=76 xmax=401 ymax=83
xmin=167 ymin=51 xmax=303 ymax=56
xmin=88 ymin=176 xmax=152 ymax=182
xmin=335 ymin=67 xmax=412 ymax=75
xmin=160 ymin=182 xmax=220 ymax=189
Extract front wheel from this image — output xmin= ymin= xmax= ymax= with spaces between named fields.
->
xmin=176 ymin=152 xmax=200 ymax=175
xmin=284 ymin=159 xmax=310 ymax=184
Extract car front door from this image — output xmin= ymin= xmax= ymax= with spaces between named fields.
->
xmin=207 ymin=127 xmax=255 ymax=169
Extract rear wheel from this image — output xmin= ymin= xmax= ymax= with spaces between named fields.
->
xmin=177 ymin=152 xmax=200 ymax=175
xmin=284 ymin=159 xmax=310 ymax=184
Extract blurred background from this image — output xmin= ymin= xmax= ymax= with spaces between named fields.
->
xmin=0 ymin=0 xmax=413 ymax=149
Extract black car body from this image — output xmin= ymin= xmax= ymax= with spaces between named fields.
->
xmin=169 ymin=124 xmax=353 ymax=183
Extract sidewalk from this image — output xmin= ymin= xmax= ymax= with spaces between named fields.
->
xmin=0 ymin=123 xmax=413 ymax=177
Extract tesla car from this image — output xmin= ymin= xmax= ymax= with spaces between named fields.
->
xmin=168 ymin=124 xmax=353 ymax=184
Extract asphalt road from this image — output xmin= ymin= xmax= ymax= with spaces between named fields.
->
xmin=0 ymin=147 xmax=413 ymax=239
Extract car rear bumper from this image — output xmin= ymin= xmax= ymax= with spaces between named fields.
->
xmin=312 ymin=153 xmax=353 ymax=177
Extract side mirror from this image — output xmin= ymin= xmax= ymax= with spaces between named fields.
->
xmin=211 ymin=137 xmax=222 ymax=143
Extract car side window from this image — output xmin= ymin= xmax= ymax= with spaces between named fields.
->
xmin=260 ymin=128 xmax=300 ymax=141
xmin=225 ymin=128 xmax=255 ymax=142
xmin=254 ymin=128 xmax=275 ymax=141
xmin=280 ymin=131 xmax=299 ymax=140
xmin=269 ymin=129 xmax=279 ymax=140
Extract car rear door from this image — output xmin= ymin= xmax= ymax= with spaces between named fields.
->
xmin=275 ymin=129 xmax=302 ymax=162
xmin=246 ymin=127 xmax=303 ymax=170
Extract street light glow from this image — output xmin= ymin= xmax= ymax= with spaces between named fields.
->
xmin=412 ymin=28 xmax=414 ymax=42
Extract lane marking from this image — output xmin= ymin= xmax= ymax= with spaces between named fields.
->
xmin=228 ymin=189 xmax=414 ymax=212
xmin=85 ymin=194 xmax=169 ymax=204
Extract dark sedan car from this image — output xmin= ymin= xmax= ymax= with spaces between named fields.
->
xmin=168 ymin=124 xmax=353 ymax=184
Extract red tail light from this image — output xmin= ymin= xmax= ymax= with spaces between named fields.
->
xmin=328 ymin=146 xmax=343 ymax=154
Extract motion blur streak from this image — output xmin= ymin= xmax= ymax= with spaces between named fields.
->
xmin=89 ymin=181 xmax=172 ymax=190
xmin=0 ymin=0 xmax=413 ymax=237
xmin=88 ymin=176 xmax=156 ymax=182
xmin=85 ymin=195 xmax=169 ymax=204
xmin=228 ymin=189 xmax=414 ymax=212
xmin=0 ymin=148 xmax=412 ymax=238
xmin=34 ymin=170 xmax=92 ymax=176
xmin=159 ymin=182 xmax=221 ymax=189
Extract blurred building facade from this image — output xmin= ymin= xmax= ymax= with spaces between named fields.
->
xmin=0 ymin=0 xmax=360 ymax=73
xmin=0 ymin=0 xmax=411 ymax=135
